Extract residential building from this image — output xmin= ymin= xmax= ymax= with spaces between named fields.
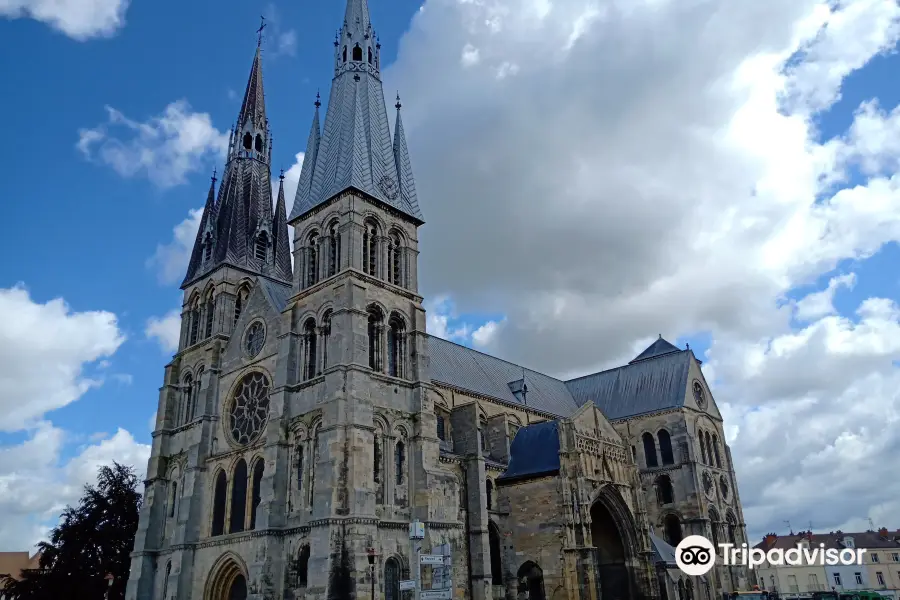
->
xmin=0 ymin=552 xmax=41 ymax=599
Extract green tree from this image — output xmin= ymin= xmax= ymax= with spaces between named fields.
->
xmin=1 ymin=462 xmax=142 ymax=600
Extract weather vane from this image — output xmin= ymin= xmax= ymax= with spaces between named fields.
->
xmin=257 ymin=16 xmax=267 ymax=47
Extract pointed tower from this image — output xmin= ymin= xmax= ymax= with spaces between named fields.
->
xmin=270 ymin=2 xmax=462 ymax=600
xmin=182 ymin=44 xmax=291 ymax=289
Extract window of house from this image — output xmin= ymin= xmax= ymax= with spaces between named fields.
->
xmin=872 ymin=553 xmax=880 ymax=563
xmin=877 ymin=572 xmax=885 ymax=586
xmin=892 ymin=553 xmax=899 ymax=562
xmin=833 ymin=573 xmax=842 ymax=586
xmin=854 ymin=573 xmax=862 ymax=585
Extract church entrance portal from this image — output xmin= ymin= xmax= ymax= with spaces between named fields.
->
xmin=205 ymin=556 xmax=248 ymax=600
xmin=590 ymin=501 xmax=631 ymax=600
xmin=517 ymin=562 xmax=546 ymax=600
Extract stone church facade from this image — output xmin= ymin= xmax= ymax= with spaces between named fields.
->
xmin=125 ymin=2 xmax=752 ymax=600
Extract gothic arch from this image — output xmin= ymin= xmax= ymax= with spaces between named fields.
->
xmin=316 ymin=302 xmax=335 ymax=322
xmin=359 ymin=210 xmax=387 ymax=231
xmin=517 ymin=562 xmax=546 ymax=600
xmin=204 ymin=551 xmax=249 ymax=600
xmin=293 ymin=309 xmax=318 ymax=332
xmin=393 ymin=421 xmax=411 ymax=439
xmin=387 ymin=225 xmax=408 ymax=243
xmin=589 ymin=484 xmax=641 ymax=558
xmin=383 ymin=552 xmax=410 ymax=578
xmin=366 ymin=300 xmax=390 ymax=319
xmin=660 ymin=510 xmax=684 ymax=546
xmin=373 ymin=413 xmax=390 ymax=435
xmin=187 ymin=289 xmax=202 ymax=307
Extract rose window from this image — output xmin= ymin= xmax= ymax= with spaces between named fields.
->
xmin=228 ymin=372 xmax=270 ymax=445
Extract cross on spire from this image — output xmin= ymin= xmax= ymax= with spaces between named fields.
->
xmin=257 ymin=16 xmax=267 ymax=47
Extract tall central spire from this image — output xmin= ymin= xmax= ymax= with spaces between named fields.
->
xmin=289 ymin=0 xmax=423 ymax=225
xmin=182 ymin=41 xmax=291 ymax=289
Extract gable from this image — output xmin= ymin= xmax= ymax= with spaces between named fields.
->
xmin=683 ymin=355 xmax=722 ymax=420
xmin=222 ymin=278 xmax=285 ymax=365
xmin=570 ymin=401 xmax=622 ymax=442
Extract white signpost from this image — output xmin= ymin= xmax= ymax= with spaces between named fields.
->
xmin=400 ymin=580 xmax=416 ymax=592
xmin=409 ymin=521 xmax=453 ymax=600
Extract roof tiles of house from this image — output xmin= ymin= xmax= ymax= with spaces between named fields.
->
xmin=497 ymin=420 xmax=561 ymax=483
xmin=753 ymin=530 xmax=900 ymax=552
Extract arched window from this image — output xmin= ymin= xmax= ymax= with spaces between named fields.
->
xmin=255 ymin=232 xmax=268 ymax=261
xmin=367 ymin=306 xmax=384 ymax=371
xmin=705 ymin=431 xmax=714 ymax=465
xmin=328 ymin=221 xmax=340 ymax=277
xmin=726 ymin=512 xmax=737 ymax=544
xmin=295 ymin=445 xmax=304 ymax=492
xmin=642 ymin=432 xmax=658 ymax=468
xmin=658 ymin=429 xmax=674 ymax=465
xmin=342 ymin=46 xmax=347 ymax=62
xmin=699 ymin=429 xmax=709 ymax=464
xmin=234 ymin=286 xmax=249 ymax=326
xmin=362 ymin=219 xmax=379 ymax=277
xmin=250 ymin=459 xmax=264 ymax=530
xmin=298 ymin=545 xmax=310 ymax=587
xmin=480 ymin=418 xmax=488 ymax=454
xmin=395 ymin=440 xmax=405 ymax=485
xmin=230 ymin=459 xmax=248 ymax=533
xmin=385 ymin=557 xmax=400 ymax=600
xmin=306 ymin=231 xmax=319 ymax=287
xmin=302 ymin=318 xmax=317 ymax=381
xmin=664 ymin=514 xmax=683 ymax=546
xmin=162 ymin=562 xmax=171 ymax=599
xmin=193 ymin=367 xmax=204 ymax=419
xmin=656 ymin=475 xmax=674 ymax=505
xmin=254 ymin=134 xmax=263 ymax=153
xmin=181 ymin=374 xmax=193 ymax=425
xmin=387 ymin=232 xmax=403 ymax=286
xmin=321 ymin=310 xmax=332 ymax=371
xmin=368 ymin=47 xmax=373 ymax=64
xmin=310 ymin=426 xmax=319 ymax=505
xmin=211 ymin=470 xmax=227 ymax=536
xmin=204 ymin=294 xmax=215 ymax=338
xmin=712 ymin=434 xmax=722 ymax=468
xmin=708 ymin=507 xmax=720 ymax=548
xmin=189 ymin=299 xmax=200 ymax=345
xmin=374 ymin=434 xmax=383 ymax=503
xmin=243 ymin=132 xmax=252 ymax=150
xmin=387 ymin=314 xmax=405 ymax=378
xmin=486 ymin=479 xmax=493 ymax=510
xmin=436 ymin=415 xmax=446 ymax=441
xmin=168 ymin=479 xmax=178 ymax=518
xmin=352 ymin=44 xmax=362 ymax=61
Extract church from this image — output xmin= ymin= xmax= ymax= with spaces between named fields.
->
xmin=125 ymin=1 xmax=751 ymax=599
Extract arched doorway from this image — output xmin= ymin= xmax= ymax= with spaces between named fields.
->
xmin=489 ymin=521 xmax=504 ymax=587
xmin=385 ymin=557 xmax=401 ymax=600
xmin=205 ymin=555 xmax=248 ymax=600
xmin=590 ymin=501 xmax=630 ymax=600
xmin=517 ymin=562 xmax=545 ymax=600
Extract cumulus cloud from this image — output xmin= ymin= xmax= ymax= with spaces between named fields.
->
xmin=0 ymin=0 xmax=129 ymax=40
xmin=378 ymin=0 xmax=900 ymax=540
xmin=0 ymin=285 xmax=125 ymax=432
xmin=77 ymin=101 xmax=228 ymax=188
xmin=263 ymin=3 xmax=297 ymax=57
xmin=147 ymin=208 xmax=203 ymax=286
xmin=145 ymin=309 xmax=182 ymax=353
xmin=0 ymin=424 xmax=150 ymax=551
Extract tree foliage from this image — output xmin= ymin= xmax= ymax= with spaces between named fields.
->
xmin=1 ymin=462 xmax=142 ymax=600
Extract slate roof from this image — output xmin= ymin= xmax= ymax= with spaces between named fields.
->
xmin=288 ymin=0 xmax=423 ymax=225
xmin=754 ymin=531 xmax=900 ymax=552
xmin=497 ymin=420 xmax=560 ymax=482
xmin=427 ymin=336 xmax=579 ymax=417
xmin=650 ymin=532 xmax=678 ymax=566
xmin=631 ymin=336 xmax=681 ymax=363
xmin=182 ymin=46 xmax=291 ymax=289
xmin=565 ymin=349 xmax=691 ymax=420
xmin=260 ymin=278 xmax=292 ymax=314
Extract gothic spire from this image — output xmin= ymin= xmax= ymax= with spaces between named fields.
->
xmin=289 ymin=0 xmax=423 ymax=225
xmin=182 ymin=39 xmax=289 ymax=289
xmin=392 ymin=94 xmax=421 ymax=220
xmin=272 ymin=171 xmax=292 ymax=280
xmin=291 ymin=95 xmax=322 ymax=216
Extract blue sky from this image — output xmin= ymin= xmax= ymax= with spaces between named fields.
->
xmin=3 ymin=0 xmax=900 ymax=550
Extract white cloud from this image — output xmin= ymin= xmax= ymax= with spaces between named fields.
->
xmin=263 ymin=3 xmax=297 ymax=58
xmin=0 ymin=285 xmax=125 ymax=432
xmin=471 ymin=319 xmax=502 ymax=348
xmin=77 ymin=101 xmax=228 ymax=188
xmin=147 ymin=208 xmax=203 ymax=285
xmin=381 ymin=0 xmax=900 ymax=540
xmin=425 ymin=297 xmax=473 ymax=342
xmin=0 ymin=0 xmax=129 ymax=40
xmin=145 ymin=309 xmax=181 ymax=354
xmin=0 ymin=424 xmax=150 ymax=551
xmin=794 ymin=272 xmax=856 ymax=322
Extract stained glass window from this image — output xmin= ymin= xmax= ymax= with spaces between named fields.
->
xmin=228 ymin=372 xmax=270 ymax=445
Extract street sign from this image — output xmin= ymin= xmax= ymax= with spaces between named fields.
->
xmin=400 ymin=580 xmax=416 ymax=591
xmin=409 ymin=521 xmax=425 ymax=540
xmin=420 ymin=591 xmax=452 ymax=600
xmin=420 ymin=554 xmax=445 ymax=565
